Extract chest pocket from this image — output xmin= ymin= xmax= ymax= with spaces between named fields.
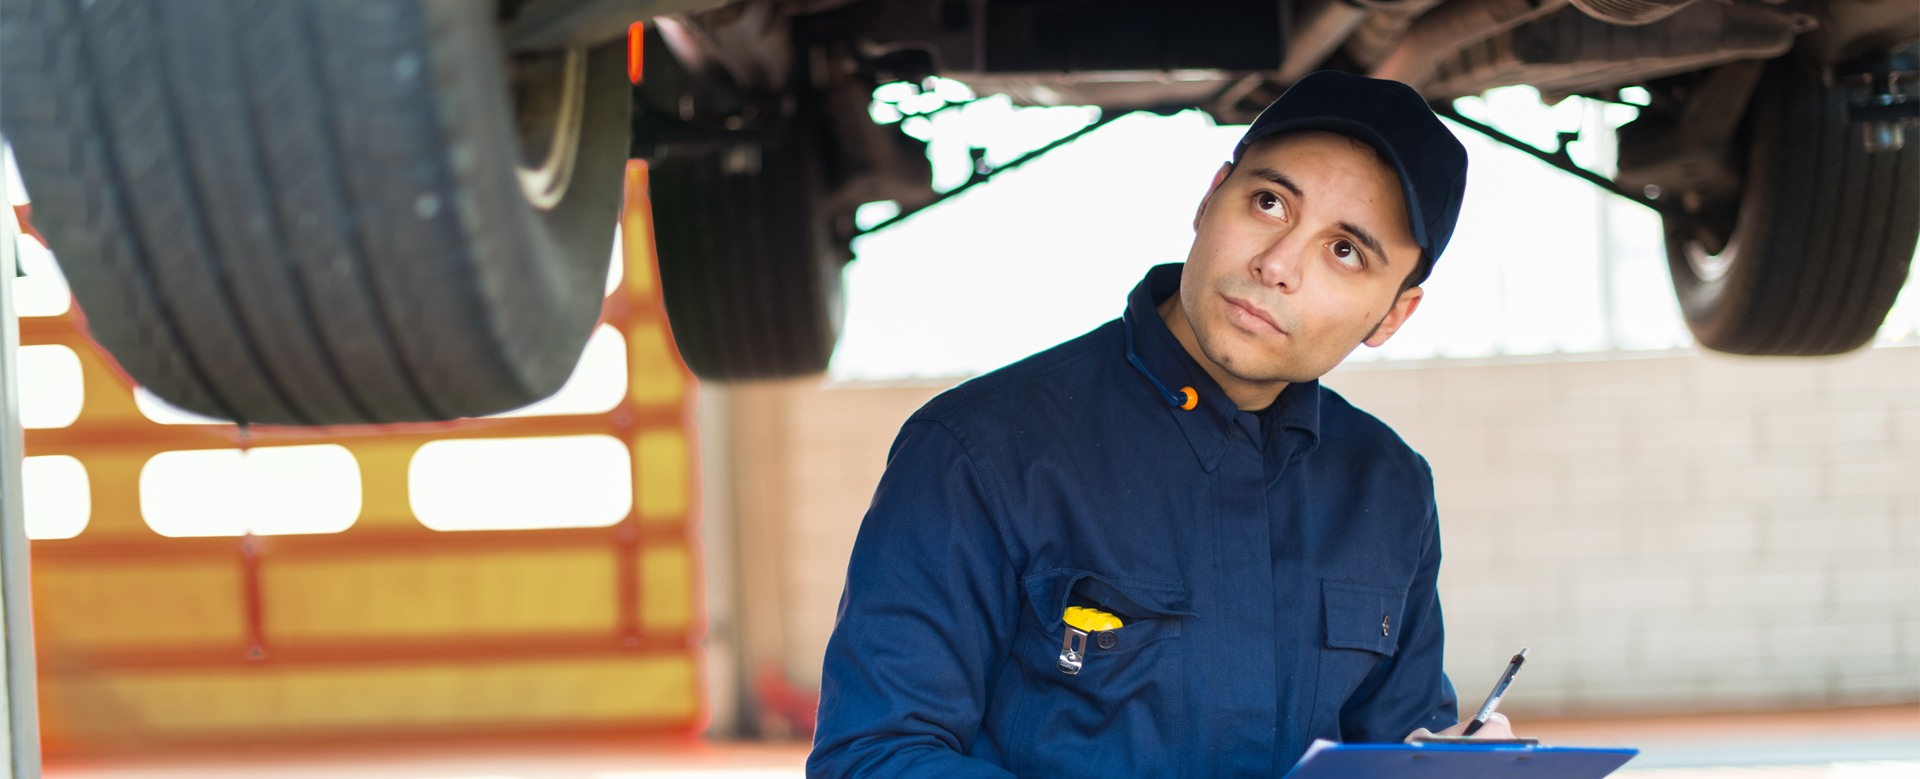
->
xmin=1008 ymin=567 xmax=1196 ymax=777
xmin=1311 ymin=580 xmax=1410 ymax=738
xmin=1023 ymin=567 xmax=1195 ymax=640
xmin=1322 ymin=580 xmax=1409 ymax=655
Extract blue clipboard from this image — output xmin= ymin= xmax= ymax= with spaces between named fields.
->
xmin=1282 ymin=739 xmax=1638 ymax=779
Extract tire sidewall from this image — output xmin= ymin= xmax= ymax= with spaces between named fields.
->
xmin=419 ymin=4 xmax=627 ymax=408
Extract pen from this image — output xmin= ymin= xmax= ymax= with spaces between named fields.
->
xmin=1462 ymin=647 xmax=1527 ymax=736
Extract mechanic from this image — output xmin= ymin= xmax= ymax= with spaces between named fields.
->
xmin=807 ymin=70 xmax=1512 ymax=778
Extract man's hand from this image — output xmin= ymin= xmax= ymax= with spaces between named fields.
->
xmin=1403 ymin=713 xmax=1514 ymax=742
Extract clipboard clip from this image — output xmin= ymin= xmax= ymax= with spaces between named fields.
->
xmin=1408 ymin=735 xmax=1540 ymax=745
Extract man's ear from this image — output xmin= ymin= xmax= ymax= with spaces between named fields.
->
xmin=1194 ymin=162 xmax=1234 ymax=230
xmin=1364 ymin=285 xmax=1424 ymax=348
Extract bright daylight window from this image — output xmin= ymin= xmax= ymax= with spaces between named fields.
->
xmin=139 ymin=444 xmax=362 ymax=537
xmin=829 ymin=84 xmax=1920 ymax=382
xmin=408 ymin=435 xmax=632 ymax=531
xmin=19 ymin=344 xmax=83 ymax=429
xmin=24 ymin=455 xmax=89 ymax=540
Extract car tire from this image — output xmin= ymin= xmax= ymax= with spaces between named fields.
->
xmin=636 ymin=22 xmax=842 ymax=382
xmin=1663 ymin=49 xmax=1920 ymax=356
xmin=647 ymin=129 xmax=843 ymax=381
xmin=0 ymin=0 xmax=629 ymax=424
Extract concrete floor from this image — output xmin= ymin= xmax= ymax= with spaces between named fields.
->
xmin=1528 ymin=705 xmax=1920 ymax=777
xmin=42 ymin=705 xmax=1919 ymax=779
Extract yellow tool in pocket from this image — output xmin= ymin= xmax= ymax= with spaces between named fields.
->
xmin=1057 ymin=607 xmax=1124 ymax=675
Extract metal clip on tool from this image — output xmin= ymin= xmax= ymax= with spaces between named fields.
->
xmin=1056 ymin=607 xmax=1123 ymax=674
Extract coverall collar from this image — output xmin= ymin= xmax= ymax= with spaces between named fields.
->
xmin=1122 ymin=264 xmax=1321 ymax=477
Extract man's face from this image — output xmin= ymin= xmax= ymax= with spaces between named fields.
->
xmin=1178 ymin=131 xmax=1425 ymax=385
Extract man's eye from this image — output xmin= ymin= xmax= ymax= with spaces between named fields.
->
xmin=1255 ymin=191 xmax=1285 ymax=218
xmin=1330 ymin=239 xmax=1362 ymax=267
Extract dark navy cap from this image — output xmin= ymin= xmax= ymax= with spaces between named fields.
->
xmin=1234 ymin=71 xmax=1468 ymax=283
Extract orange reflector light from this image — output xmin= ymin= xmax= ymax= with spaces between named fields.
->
xmin=628 ymin=22 xmax=644 ymax=84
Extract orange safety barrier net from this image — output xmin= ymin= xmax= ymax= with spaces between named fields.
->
xmin=20 ymin=161 xmax=707 ymax=754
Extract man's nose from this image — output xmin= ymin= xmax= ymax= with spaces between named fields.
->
xmin=1250 ymin=232 xmax=1309 ymax=290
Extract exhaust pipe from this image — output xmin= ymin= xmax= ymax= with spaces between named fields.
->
xmin=1279 ymin=0 xmax=1373 ymax=83
xmin=1569 ymin=0 xmax=1703 ymax=25
xmin=1370 ymin=0 xmax=1573 ymax=89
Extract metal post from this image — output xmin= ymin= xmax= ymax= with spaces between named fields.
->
xmin=1587 ymin=99 xmax=1618 ymax=352
xmin=0 ymin=163 xmax=43 ymax=778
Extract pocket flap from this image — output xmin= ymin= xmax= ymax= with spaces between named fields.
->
xmin=1023 ymin=567 xmax=1195 ymax=631
xmin=1322 ymin=580 xmax=1408 ymax=655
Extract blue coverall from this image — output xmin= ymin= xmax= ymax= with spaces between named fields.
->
xmin=810 ymin=263 xmax=1458 ymax=778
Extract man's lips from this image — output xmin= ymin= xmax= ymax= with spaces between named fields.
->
xmin=1222 ymin=294 xmax=1285 ymax=335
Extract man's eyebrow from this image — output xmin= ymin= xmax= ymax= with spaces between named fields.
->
xmin=1337 ymin=221 xmax=1390 ymax=265
xmin=1245 ymin=167 xmax=1303 ymax=199
xmin=1247 ymin=167 xmax=1394 ymax=266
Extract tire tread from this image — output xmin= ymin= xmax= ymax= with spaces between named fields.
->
xmin=1667 ymin=49 xmax=1920 ymax=356
xmin=0 ymin=0 xmax=625 ymax=424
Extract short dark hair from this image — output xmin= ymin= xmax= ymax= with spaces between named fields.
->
xmin=1401 ymin=251 xmax=1431 ymax=293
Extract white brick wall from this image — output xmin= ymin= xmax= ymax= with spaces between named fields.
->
xmin=1323 ymin=345 xmax=1920 ymax=716
xmin=733 ymin=346 xmax=1919 ymax=720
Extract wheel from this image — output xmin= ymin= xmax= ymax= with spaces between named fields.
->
xmin=649 ymin=150 xmax=844 ymax=381
xmin=636 ymin=26 xmax=843 ymax=381
xmin=0 ymin=0 xmax=630 ymax=424
xmin=1662 ymin=49 xmax=1920 ymax=356
xmin=647 ymin=128 xmax=842 ymax=381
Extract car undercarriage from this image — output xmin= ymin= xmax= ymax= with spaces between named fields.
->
xmin=2 ymin=0 xmax=1914 ymax=422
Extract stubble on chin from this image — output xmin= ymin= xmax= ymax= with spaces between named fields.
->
xmin=1204 ymin=337 xmax=1299 ymax=384
xmin=1190 ymin=309 xmax=1298 ymax=385
xmin=1201 ymin=302 xmax=1370 ymax=386
xmin=1183 ymin=280 xmax=1292 ymax=384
